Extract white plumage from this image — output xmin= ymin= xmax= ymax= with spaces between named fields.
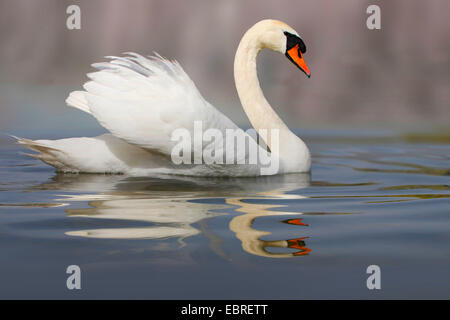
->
xmin=18 ymin=53 xmax=263 ymax=176
xmin=16 ymin=19 xmax=312 ymax=176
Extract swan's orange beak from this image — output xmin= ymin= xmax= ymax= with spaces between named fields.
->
xmin=286 ymin=44 xmax=311 ymax=78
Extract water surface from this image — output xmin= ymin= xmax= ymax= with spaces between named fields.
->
xmin=0 ymin=130 xmax=449 ymax=299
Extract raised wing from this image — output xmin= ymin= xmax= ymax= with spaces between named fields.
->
xmin=66 ymin=53 xmax=242 ymax=159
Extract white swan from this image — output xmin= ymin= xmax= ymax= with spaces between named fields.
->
xmin=17 ymin=19 xmax=311 ymax=177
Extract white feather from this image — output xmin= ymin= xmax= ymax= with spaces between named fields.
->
xmin=66 ymin=91 xmax=91 ymax=114
xmin=85 ymin=54 xmax=240 ymax=155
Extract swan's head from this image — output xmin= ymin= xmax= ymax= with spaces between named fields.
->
xmin=251 ymin=19 xmax=311 ymax=78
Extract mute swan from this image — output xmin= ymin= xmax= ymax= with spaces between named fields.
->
xmin=16 ymin=19 xmax=311 ymax=176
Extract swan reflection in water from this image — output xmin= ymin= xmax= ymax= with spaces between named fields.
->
xmin=35 ymin=173 xmax=311 ymax=258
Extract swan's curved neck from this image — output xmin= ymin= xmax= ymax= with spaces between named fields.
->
xmin=234 ymin=26 xmax=310 ymax=171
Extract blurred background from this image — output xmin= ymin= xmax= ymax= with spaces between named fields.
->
xmin=0 ymin=0 xmax=449 ymax=136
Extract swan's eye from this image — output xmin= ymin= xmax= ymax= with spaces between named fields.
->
xmin=284 ymin=31 xmax=310 ymax=78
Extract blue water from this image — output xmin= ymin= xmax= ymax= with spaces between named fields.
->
xmin=0 ymin=131 xmax=449 ymax=299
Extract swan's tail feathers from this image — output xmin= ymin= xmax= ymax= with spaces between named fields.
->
xmin=66 ymin=91 xmax=92 ymax=114
xmin=12 ymin=136 xmax=74 ymax=172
